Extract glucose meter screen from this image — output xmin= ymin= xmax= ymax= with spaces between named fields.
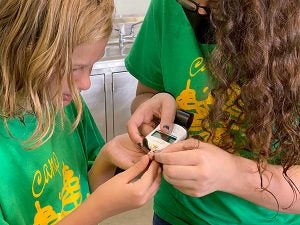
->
xmin=152 ymin=131 xmax=177 ymax=143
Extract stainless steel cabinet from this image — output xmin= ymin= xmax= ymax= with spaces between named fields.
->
xmin=112 ymin=71 xmax=138 ymax=136
xmin=81 ymin=73 xmax=107 ymax=140
xmin=81 ymin=60 xmax=137 ymax=141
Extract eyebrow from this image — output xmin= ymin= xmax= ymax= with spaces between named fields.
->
xmin=72 ymin=64 xmax=88 ymax=67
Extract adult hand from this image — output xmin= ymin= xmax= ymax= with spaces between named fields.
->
xmin=127 ymin=92 xmax=177 ymax=145
xmin=152 ymin=138 xmax=237 ymax=197
xmin=102 ymin=133 xmax=146 ymax=170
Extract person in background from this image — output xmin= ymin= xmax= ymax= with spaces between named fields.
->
xmin=0 ymin=0 xmax=161 ymax=224
xmin=125 ymin=0 xmax=300 ymax=224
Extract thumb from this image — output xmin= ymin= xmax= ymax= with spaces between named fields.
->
xmin=148 ymin=92 xmax=176 ymax=134
xmin=158 ymin=104 xmax=176 ymax=134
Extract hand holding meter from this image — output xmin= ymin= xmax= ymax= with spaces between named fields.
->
xmin=143 ymin=124 xmax=187 ymax=152
xmin=143 ymin=109 xmax=193 ymax=152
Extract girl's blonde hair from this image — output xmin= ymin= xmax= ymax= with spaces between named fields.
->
xmin=0 ymin=0 xmax=114 ymax=148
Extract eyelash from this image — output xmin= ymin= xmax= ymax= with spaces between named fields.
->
xmin=73 ymin=68 xmax=82 ymax=72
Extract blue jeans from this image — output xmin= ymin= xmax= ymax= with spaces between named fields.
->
xmin=153 ymin=213 xmax=172 ymax=225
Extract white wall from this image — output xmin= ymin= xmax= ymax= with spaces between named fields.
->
xmin=114 ymin=0 xmax=151 ymax=15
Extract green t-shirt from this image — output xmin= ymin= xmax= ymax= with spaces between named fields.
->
xmin=125 ymin=0 xmax=300 ymax=224
xmin=0 ymin=101 xmax=105 ymax=225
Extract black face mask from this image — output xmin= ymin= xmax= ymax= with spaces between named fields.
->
xmin=183 ymin=8 xmax=215 ymax=44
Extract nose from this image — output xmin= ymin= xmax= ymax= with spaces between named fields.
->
xmin=75 ymin=71 xmax=91 ymax=91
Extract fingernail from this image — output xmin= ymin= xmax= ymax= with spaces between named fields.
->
xmin=163 ymin=125 xmax=170 ymax=130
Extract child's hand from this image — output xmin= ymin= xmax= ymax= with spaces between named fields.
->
xmin=94 ymin=155 xmax=161 ymax=219
xmin=102 ymin=133 xmax=146 ymax=169
xmin=60 ymin=151 xmax=161 ymax=225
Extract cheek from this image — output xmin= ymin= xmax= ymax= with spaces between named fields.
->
xmin=61 ymin=76 xmax=71 ymax=93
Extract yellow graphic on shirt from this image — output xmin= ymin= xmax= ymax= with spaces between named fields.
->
xmin=189 ymin=57 xmax=206 ymax=77
xmin=176 ymin=57 xmax=244 ymax=146
xmin=59 ymin=164 xmax=82 ymax=217
xmin=32 ymin=152 xmax=60 ymax=198
xmin=33 ymin=202 xmax=60 ymax=225
xmin=33 ymin=159 xmax=83 ymax=225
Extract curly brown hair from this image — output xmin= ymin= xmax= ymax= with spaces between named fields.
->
xmin=207 ymin=0 xmax=300 ymax=204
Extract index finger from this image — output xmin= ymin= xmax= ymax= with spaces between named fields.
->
xmin=154 ymin=150 xmax=199 ymax=166
xmin=127 ymin=115 xmax=144 ymax=144
xmin=158 ymin=138 xmax=199 ymax=153
xmin=127 ymin=103 xmax=158 ymax=144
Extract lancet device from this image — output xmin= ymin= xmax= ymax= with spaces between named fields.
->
xmin=143 ymin=109 xmax=194 ymax=152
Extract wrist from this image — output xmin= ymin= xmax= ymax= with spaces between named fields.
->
xmin=222 ymin=155 xmax=276 ymax=200
xmin=155 ymin=91 xmax=175 ymax=99
xmin=220 ymin=155 xmax=258 ymax=194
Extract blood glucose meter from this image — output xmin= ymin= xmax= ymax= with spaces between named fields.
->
xmin=143 ymin=109 xmax=194 ymax=152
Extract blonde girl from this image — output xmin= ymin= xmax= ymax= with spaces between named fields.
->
xmin=0 ymin=0 xmax=161 ymax=224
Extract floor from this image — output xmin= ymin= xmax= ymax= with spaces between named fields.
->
xmin=101 ymin=200 xmax=153 ymax=225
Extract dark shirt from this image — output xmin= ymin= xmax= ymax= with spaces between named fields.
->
xmin=183 ymin=8 xmax=215 ymax=44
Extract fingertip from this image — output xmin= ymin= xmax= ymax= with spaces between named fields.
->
xmin=127 ymin=129 xmax=143 ymax=145
xmin=160 ymin=123 xmax=174 ymax=134
xmin=151 ymin=152 xmax=163 ymax=164
xmin=127 ymin=120 xmax=143 ymax=143
xmin=147 ymin=151 xmax=155 ymax=160
xmin=162 ymin=125 xmax=170 ymax=130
